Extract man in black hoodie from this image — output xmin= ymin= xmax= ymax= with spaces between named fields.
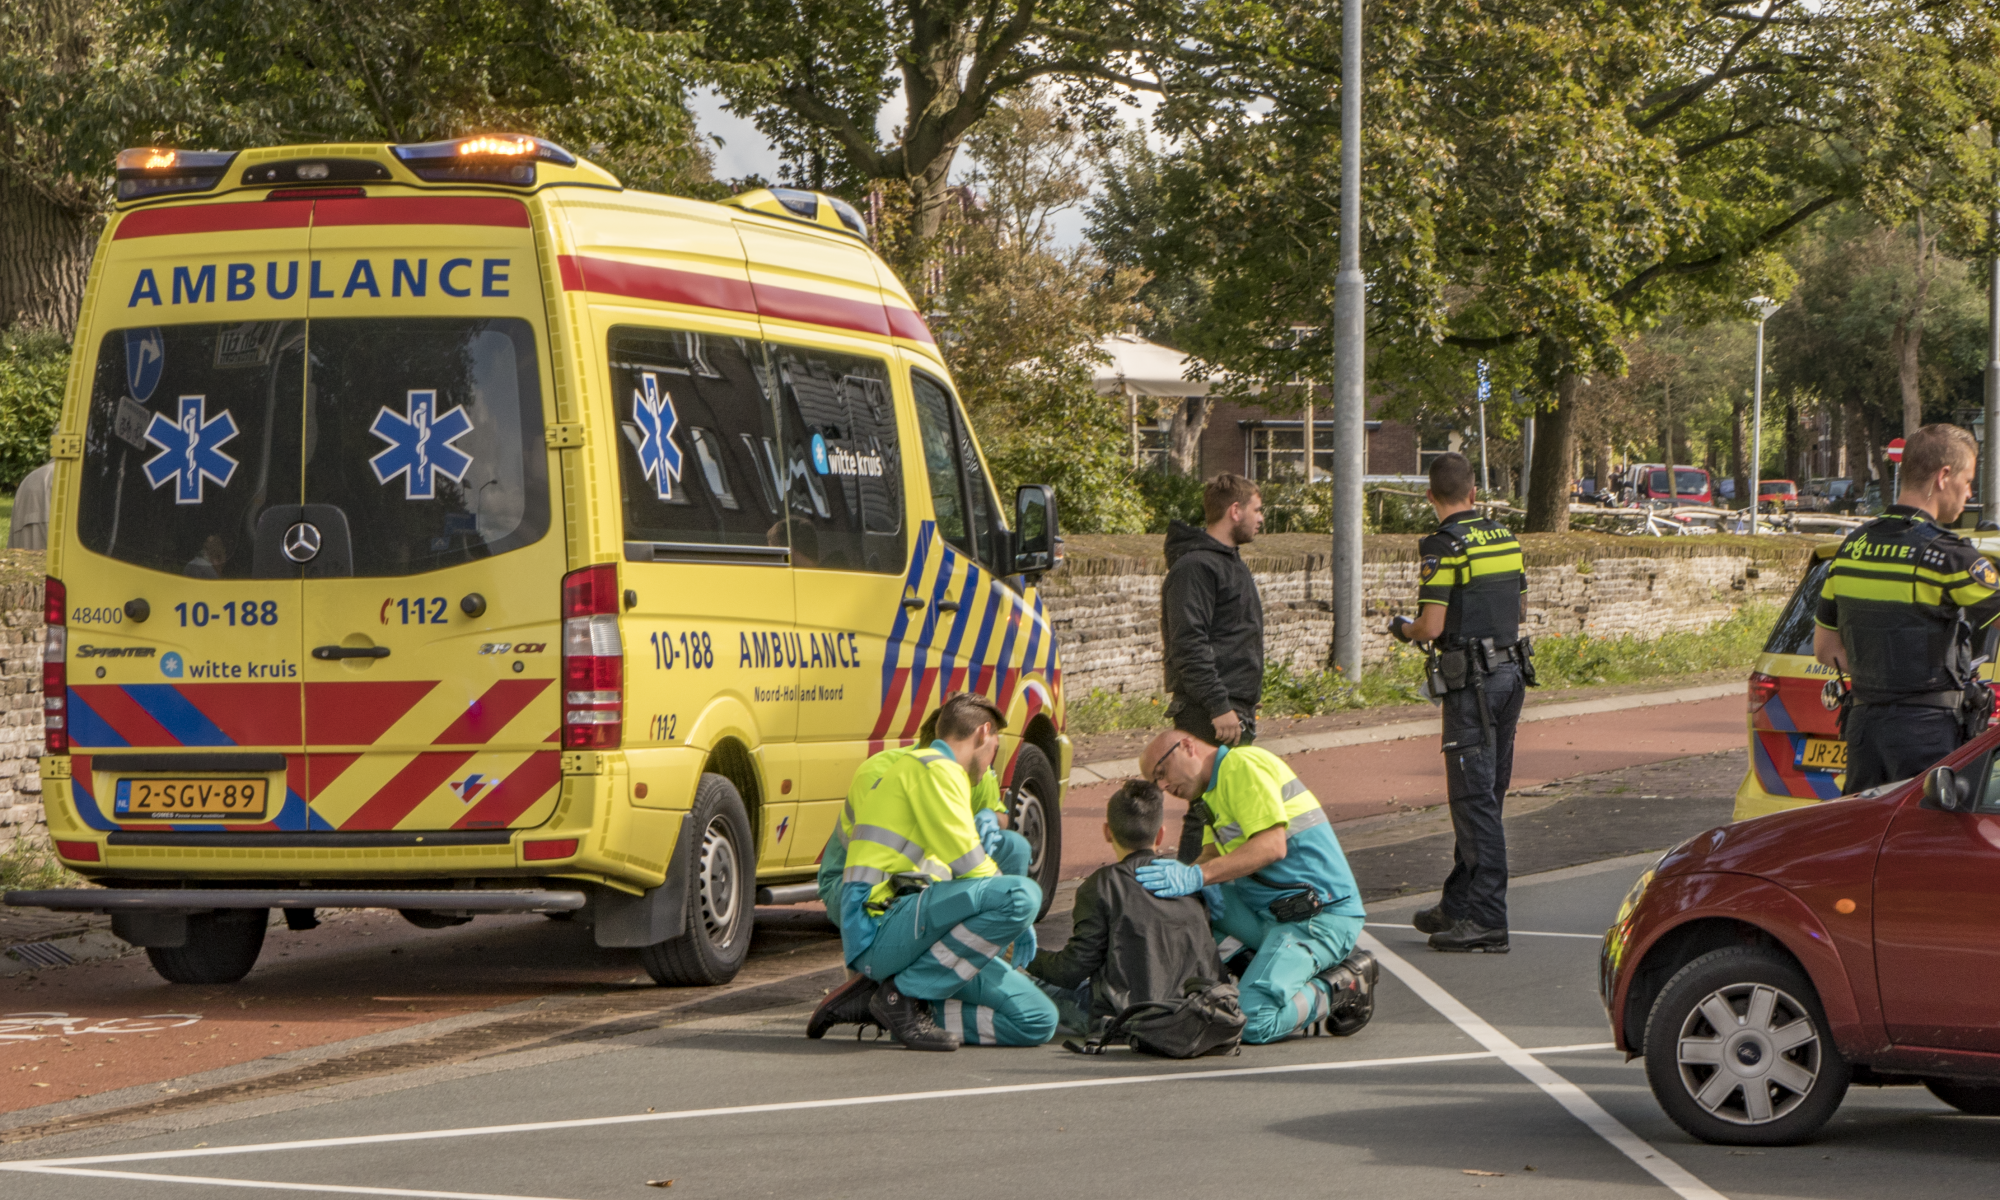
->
xmin=1163 ymin=474 xmax=1266 ymax=861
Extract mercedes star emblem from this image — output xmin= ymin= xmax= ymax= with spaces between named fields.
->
xmin=282 ymin=521 xmax=322 ymax=563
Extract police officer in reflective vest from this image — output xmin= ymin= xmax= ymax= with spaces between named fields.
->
xmin=808 ymin=692 xmax=1054 ymax=1051
xmin=1387 ymin=452 xmax=1531 ymax=953
xmin=1816 ymin=424 xmax=2000 ymax=792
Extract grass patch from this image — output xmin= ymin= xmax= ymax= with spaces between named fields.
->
xmin=0 ymin=838 xmax=85 ymax=891
xmin=1065 ymin=603 xmax=1776 ymax=732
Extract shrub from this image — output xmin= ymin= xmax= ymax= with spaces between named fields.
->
xmin=0 ymin=329 xmax=67 ymax=491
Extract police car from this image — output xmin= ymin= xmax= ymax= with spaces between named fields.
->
xmin=1736 ymin=538 xmax=2000 ymax=819
xmin=6 ymin=137 xmax=1071 ymax=987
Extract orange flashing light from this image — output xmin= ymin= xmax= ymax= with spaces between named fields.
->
xmin=458 ymin=136 xmax=537 ymax=158
xmin=116 ymin=148 xmax=179 ymax=170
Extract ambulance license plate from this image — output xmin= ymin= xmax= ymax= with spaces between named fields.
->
xmin=1799 ymin=739 xmax=1847 ymax=771
xmin=115 ymin=778 xmax=269 ymax=819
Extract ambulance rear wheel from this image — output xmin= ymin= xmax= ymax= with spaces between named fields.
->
xmin=146 ymin=908 xmax=268 ymax=985
xmin=1007 ymin=744 xmax=1061 ymax=923
xmin=640 ymin=774 xmax=753 ymax=987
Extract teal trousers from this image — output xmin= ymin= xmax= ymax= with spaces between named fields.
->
xmin=1212 ymin=882 xmax=1363 ymax=1044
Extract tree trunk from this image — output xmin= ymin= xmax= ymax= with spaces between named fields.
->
xmin=1524 ymin=374 xmax=1578 ymax=532
xmin=1893 ymin=215 xmax=1936 ymax=437
xmin=1166 ymin=396 xmax=1212 ymax=476
xmin=0 ymin=167 xmax=95 ymax=337
xmin=1730 ymin=394 xmax=1746 ymax=507
xmin=1843 ymin=401 xmax=1868 ymax=482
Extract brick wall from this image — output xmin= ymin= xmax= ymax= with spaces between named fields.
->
xmin=0 ymin=556 xmax=43 ymax=857
xmin=1043 ymin=532 xmax=1822 ymax=698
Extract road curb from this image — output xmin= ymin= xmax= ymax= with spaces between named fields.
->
xmin=1066 ymin=682 xmax=1742 ymax=785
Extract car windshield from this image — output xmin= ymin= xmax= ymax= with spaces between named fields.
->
xmin=1648 ymin=469 xmax=1707 ymax=494
xmin=1762 ymin=482 xmax=1795 ymax=494
xmin=1765 ymin=557 xmax=1833 ymax=655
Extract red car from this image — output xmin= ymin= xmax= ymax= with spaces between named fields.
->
xmin=1601 ymin=735 xmax=2000 ymax=1145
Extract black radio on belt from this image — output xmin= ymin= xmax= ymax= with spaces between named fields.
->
xmin=1266 ymin=889 xmax=1324 ymax=923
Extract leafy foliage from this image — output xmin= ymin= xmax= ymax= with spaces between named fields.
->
xmin=0 ymin=329 xmax=67 ymax=490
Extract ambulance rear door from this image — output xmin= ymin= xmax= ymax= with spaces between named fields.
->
xmin=64 ymin=200 xmax=313 ymax=832
xmin=295 ymin=196 xmax=565 ymax=834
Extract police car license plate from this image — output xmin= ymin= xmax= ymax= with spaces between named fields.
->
xmin=1799 ymin=739 xmax=1847 ymax=771
xmin=115 ymin=778 xmax=268 ymax=819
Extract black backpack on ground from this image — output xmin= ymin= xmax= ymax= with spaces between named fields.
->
xmin=1065 ymin=977 xmax=1245 ymax=1059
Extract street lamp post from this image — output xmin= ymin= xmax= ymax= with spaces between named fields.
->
xmin=1748 ymin=296 xmax=1781 ymax=535
xmin=1330 ymin=0 xmax=1365 ymax=677
xmin=1985 ymin=207 xmax=2000 ymax=516
xmin=1476 ymin=361 xmax=1491 ymax=492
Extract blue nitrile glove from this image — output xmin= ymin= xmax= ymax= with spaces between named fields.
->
xmin=974 ymin=808 xmax=1005 ymax=856
xmin=1200 ymin=884 xmax=1226 ymax=922
xmin=838 ymin=881 xmax=879 ymax=963
xmin=1136 ymin=859 xmax=1206 ymax=898
xmin=1009 ymin=924 xmax=1038 ymax=966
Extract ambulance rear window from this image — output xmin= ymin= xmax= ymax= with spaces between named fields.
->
xmin=75 ymin=322 xmax=307 ymax=579
xmin=1764 ymin=556 xmax=1833 ymax=656
xmin=303 ymin=317 xmax=549 ymax=576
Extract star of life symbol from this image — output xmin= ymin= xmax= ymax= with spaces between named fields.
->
xmin=142 ymin=395 xmax=239 ymax=504
xmin=450 ymin=774 xmax=500 ymax=804
xmin=633 ymin=372 xmax=683 ymax=499
xmin=369 ymin=389 xmax=474 ymax=500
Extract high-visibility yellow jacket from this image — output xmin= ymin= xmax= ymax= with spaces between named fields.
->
xmin=842 ymin=743 xmax=998 ymax=914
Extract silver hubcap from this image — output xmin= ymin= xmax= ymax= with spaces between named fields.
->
xmin=697 ymin=816 xmax=741 ymax=945
xmin=1676 ymin=982 xmax=1823 ymax=1125
xmin=1011 ymin=781 xmax=1047 ymax=878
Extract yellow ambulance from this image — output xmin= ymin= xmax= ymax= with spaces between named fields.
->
xmin=14 ymin=136 xmax=1070 ymax=987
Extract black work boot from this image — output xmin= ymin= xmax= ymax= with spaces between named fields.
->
xmin=1411 ymin=906 xmax=1449 ymax=935
xmin=1428 ymin=919 xmax=1509 ymax=953
xmin=1316 ymin=949 xmax=1377 ymax=1036
xmin=868 ymin=980 xmax=960 ymax=1051
xmin=807 ymin=974 xmax=882 ymax=1040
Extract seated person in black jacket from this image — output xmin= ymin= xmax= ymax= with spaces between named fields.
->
xmin=1027 ymin=780 xmax=1224 ymax=1034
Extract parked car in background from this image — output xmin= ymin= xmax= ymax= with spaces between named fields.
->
xmin=1759 ymin=479 xmax=1799 ymax=512
xmin=1621 ymin=463 xmax=1714 ymax=507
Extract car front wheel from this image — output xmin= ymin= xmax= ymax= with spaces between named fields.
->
xmin=1643 ymin=946 xmax=1850 ymax=1145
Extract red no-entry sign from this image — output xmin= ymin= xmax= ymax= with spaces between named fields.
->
xmin=1886 ymin=437 xmax=1905 ymax=464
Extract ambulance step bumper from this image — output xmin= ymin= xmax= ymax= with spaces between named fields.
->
xmin=4 ymin=889 xmax=588 ymax=913
xmin=755 ymin=884 xmax=820 ymax=906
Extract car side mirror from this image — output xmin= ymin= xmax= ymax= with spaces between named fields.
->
xmin=1012 ymin=485 xmax=1059 ymax=578
xmin=1922 ymin=765 xmax=1976 ymax=813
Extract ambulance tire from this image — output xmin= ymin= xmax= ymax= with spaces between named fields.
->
xmin=639 ymin=774 xmax=754 ymax=987
xmin=146 ymin=908 xmax=268 ymax=985
xmin=1007 ymin=744 xmax=1061 ymax=923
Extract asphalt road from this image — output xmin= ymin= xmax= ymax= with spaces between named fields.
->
xmin=6 ymin=858 xmax=1997 ymax=1200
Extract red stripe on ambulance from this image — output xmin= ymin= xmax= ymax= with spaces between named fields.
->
xmin=452 ymin=751 xmax=561 ymax=830
xmin=341 ymin=751 xmax=475 ymax=830
xmin=432 ymin=679 xmax=551 ymax=745
xmin=304 ymin=680 xmax=437 ymax=744
xmin=311 ymin=196 xmax=528 ymax=228
xmin=177 ymin=683 xmax=303 ymax=744
xmin=68 ymin=685 xmax=177 ymax=746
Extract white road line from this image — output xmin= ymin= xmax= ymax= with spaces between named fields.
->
xmin=1358 ymin=932 xmax=1726 ymax=1200
xmin=1 ymin=1043 xmax=1613 ymax=1170
xmin=5 ymin=1166 xmax=574 ymax=1200
xmin=1362 ymin=922 xmax=1602 ymax=940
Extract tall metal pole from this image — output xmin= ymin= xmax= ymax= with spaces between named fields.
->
xmin=1985 ymin=208 xmax=2000 ymax=516
xmin=1476 ymin=361 xmax=1491 ymax=492
xmin=1750 ymin=317 xmax=1767 ymax=537
xmin=1330 ymin=0 xmax=1366 ymax=677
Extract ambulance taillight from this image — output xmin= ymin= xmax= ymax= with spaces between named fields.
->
xmin=43 ymin=577 xmax=65 ymax=755
xmin=114 ymin=147 xmax=236 ymax=200
xmin=562 ymin=565 xmax=623 ymax=749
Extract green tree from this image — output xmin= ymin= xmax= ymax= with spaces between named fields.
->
xmin=1133 ymin=0 xmax=2000 ymax=530
xmin=938 ymin=89 xmax=1148 ymax=533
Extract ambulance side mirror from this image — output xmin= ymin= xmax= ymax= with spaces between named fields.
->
xmin=1012 ymin=485 xmax=1059 ymax=579
xmin=1922 ymin=764 xmax=1977 ymax=813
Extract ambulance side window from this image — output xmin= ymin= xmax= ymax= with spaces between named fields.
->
xmin=769 ymin=344 xmax=904 ymax=573
xmin=609 ymin=326 xmax=784 ymax=550
xmin=910 ymin=370 xmax=1005 ymax=570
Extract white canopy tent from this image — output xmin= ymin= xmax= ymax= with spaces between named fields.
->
xmin=1090 ymin=333 xmax=1212 ymax=399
